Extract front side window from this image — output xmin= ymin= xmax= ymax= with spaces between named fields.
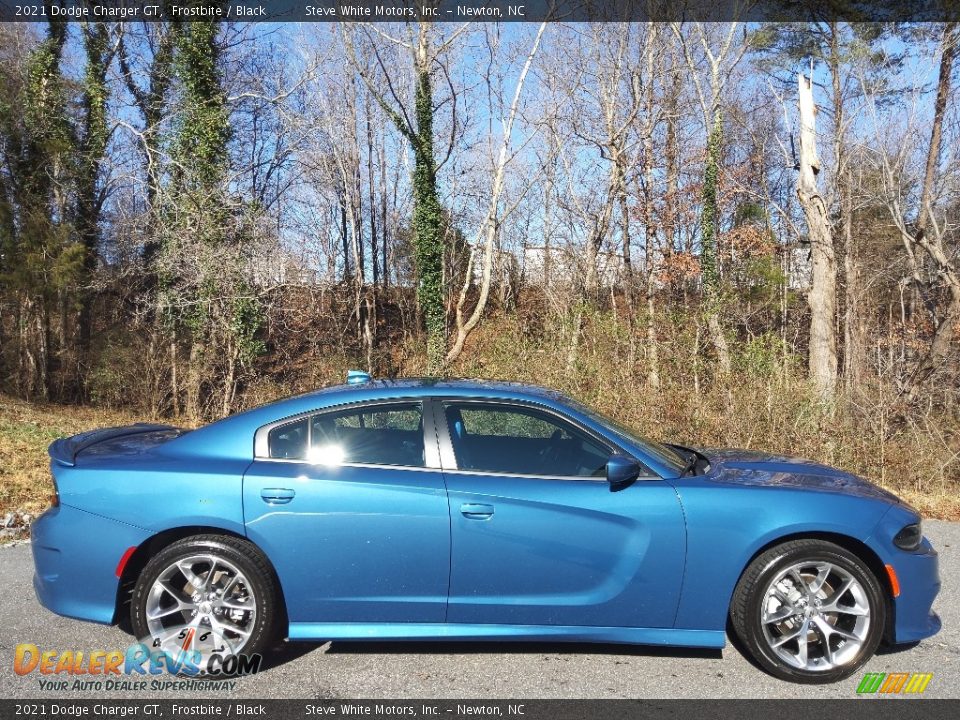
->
xmin=267 ymin=403 xmax=425 ymax=467
xmin=444 ymin=403 xmax=609 ymax=477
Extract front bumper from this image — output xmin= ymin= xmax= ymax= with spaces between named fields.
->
xmin=871 ymin=506 xmax=942 ymax=645
xmin=889 ymin=540 xmax=941 ymax=644
xmin=31 ymin=504 xmax=150 ymax=624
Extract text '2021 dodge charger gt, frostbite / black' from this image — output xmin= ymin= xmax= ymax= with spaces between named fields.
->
xmin=31 ymin=374 xmax=940 ymax=683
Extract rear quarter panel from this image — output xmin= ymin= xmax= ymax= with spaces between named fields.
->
xmin=55 ymin=455 xmax=249 ymax=535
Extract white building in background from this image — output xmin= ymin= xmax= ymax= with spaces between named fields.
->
xmin=521 ymin=244 xmax=624 ymax=287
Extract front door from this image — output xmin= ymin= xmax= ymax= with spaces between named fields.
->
xmin=438 ymin=400 xmax=686 ymax=628
xmin=243 ymin=401 xmax=450 ymax=624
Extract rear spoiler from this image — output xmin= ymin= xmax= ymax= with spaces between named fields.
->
xmin=48 ymin=423 xmax=177 ymax=467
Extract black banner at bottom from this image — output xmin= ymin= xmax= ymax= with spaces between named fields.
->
xmin=1 ymin=700 xmax=958 ymax=720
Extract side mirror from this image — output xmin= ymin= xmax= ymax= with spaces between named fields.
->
xmin=606 ymin=455 xmax=641 ymax=490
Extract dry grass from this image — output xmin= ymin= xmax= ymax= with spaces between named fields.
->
xmin=0 ymin=395 xmax=141 ymax=515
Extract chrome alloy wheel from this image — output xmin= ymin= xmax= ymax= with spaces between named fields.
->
xmin=760 ymin=560 xmax=871 ymax=672
xmin=145 ymin=554 xmax=257 ymax=658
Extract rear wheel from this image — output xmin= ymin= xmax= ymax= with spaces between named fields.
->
xmin=730 ymin=539 xmax=886 ymax=683
xmin=130 ymin=535 xmax=277 ymax=673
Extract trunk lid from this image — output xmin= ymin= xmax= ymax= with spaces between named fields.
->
xmin=49 ymin=424 xmax=184 ymax=466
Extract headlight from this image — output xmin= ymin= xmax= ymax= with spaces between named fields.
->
xmin=894 ymin=522 xmax=922 ymax=550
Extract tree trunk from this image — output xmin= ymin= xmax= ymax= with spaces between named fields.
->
xmin=701 ymin=108 xmax=731 ymax=375
xmin=366 ymin=96 xmax=379 ymax=287
xmin=842 ymin=182 xmax=865 ymax=389
xmin=584 ymin=156 xmax=625 ymax=302
xmin=170 ymin=338 xmax=180 ymax=417
xmin=221 ymin=342 xmax=238 ymax=418
xmin=665 ymin=67 xmax=680 ymax=254
xmin=380 ymin=138 xmax=389 ymax=288
xmin=339 ymin=191 xmax=350 ymax=281
xmin=186 ymin=340 xmax=201 ymax=421
xmin=797 ymin=73 xmax=838 ymax=399
xmin=641 ymin=93 xmax=660 ymax=389
xmin=444 ymin=21 xmax=545 ymax=365
xmin=620 ymin=183 xmax=634 ymax=310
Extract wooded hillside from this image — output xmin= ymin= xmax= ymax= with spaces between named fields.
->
xmin=1 ymin=17 xmax=959 ymax=513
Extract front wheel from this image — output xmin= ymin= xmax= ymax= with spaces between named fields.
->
xmin=130 ymin=535 xmax=278 ymax=673
xmin=730 ymin=539 xmax=886 ymax=683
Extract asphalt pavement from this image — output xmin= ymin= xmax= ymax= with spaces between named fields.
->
xmin=1 ymin=521 xmax=958 ymax=699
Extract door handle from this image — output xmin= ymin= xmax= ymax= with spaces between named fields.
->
xmin=460 ymin=503 xmax=494 ymax=519
xmin=260 ymin=488 xmax=295 ymax=504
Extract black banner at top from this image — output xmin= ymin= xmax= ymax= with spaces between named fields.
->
xmin=0 ymin=0 xmax=957 ymax=23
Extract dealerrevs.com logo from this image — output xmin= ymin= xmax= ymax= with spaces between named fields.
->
xmin=856 ymin=672 xmax=934 ymax=695
xmin=13 ymin=638 xmax=261 ymax=691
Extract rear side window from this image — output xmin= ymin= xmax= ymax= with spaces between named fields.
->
xmin=311 ymin=404 xmax=424 ymax=467
xmin=267 ymin=403 xmax=425 ymax=467
xmin=268 ymin=418 xmax=308 ymax=460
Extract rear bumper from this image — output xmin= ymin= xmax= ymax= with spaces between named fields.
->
xmin=31 ymin=504 xmax=150 ymax=624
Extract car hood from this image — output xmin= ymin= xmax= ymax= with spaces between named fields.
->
xmin=697 ymin=447 xmax=902 ymax=503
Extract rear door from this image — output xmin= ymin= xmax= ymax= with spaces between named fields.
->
xmin=243 ymin=400 xmax=451 ymax=624
xmin=437 ymin=399 xmax=686 ymax=628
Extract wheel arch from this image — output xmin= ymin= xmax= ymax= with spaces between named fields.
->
xmin=113 ymin=525 xmax=289 ymax=637
xmin=731 ymin=530 xmax=896 ymax=643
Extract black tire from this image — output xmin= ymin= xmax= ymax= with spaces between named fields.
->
xmin=130 ymin=534 xmax=278 ymax=673
xmin=730 ymin=539 xmax=886 ymax=684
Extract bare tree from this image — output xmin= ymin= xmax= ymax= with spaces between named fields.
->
xmin=445 ymin=22 xmax=547 ymax=364
xmin=863 ymin=23 xmax=960 ymax=402
xmin=797 ymin=73 xmax=838 ymax=399
xmin=566 ymin=24 xmax=647 ymax=301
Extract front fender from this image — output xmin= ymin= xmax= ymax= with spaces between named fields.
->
xmin=671 ymin=480 xmax=893 ymax=633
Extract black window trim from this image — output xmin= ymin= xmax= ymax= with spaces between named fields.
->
xmin=430 ymin=396 xmax=656 ymax=482
xmin=254 ymin=397 xmax=441 ymax=470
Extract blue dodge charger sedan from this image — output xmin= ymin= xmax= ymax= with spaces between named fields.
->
xmin=31 ymin=375 xmax=940 ymax=683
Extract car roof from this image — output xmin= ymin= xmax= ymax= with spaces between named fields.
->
xmin=161 ymin=378 xmax=579 ymax=461
xmin=296 ymin=377 xmax=570 ymax=403
xmin=156 ymin=377 xmax=687 ymax=478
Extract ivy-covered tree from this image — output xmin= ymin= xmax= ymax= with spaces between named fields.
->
xmin=117 ymin=21 xmax=177 ymax=263
xmin=410 ymin=35 xmax=445 ymax=372
xmin=75 ymin=16 xmax=116 ymax=392
xmin=343 ymin=14 xmax=452 ymax=373
xmin=171 ymin=19 xmax=231 ymax=201
xmin=672 ymin=22 xmax=750 ymax=376
xmin=158 ymin=15 xmax=265 ymax=418
xmin=0 ymin=20 xmax=84 ymax=400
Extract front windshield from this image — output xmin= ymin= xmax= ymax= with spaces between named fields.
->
xmin=566 ymin=399 xmax=687 ymax=474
